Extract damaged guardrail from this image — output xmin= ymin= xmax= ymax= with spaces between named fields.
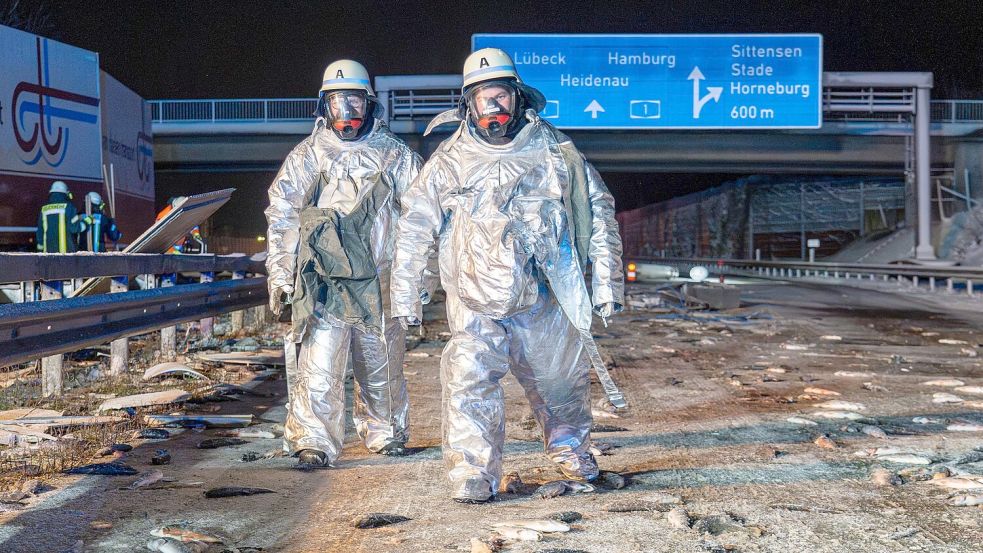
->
xmin=634 ymin=256 xmax=983 ymax=295
xmin=0 ymin=253 xmax=269 ymax=396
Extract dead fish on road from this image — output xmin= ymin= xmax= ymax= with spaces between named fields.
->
xmin=932 ymin=393 xmax=964 ymax=404
xmin=152 ymin=449 xmax=172 ymax=465
xmin=493 ymin=526 xmax=541 ymax=541
xmin=215 ymin=428 xmax=277 ymax=439
xmin=954 ymin=386 xmax=983 ymax=395
xmin=603 ymin=499 xmax=672 ymax=513
xmin=950 ymin=495 xmax=983 ymax=506
xmin=125 ymin=470 xmax=164 ymax=490
xmin=591 ymin=408 xmax=620 ymax=419
xmin=595 ymin=471 xmax=626 ymax=490
xmin=811 ymin=410 xmax=869 ymax=421
xmin=878 ymin=454 xmax=933 ymax=465
xmin=151 ymin=526 xmax=224 ymax=544
xmin=204 ymin=487 xmax=274 ymax=498
xmin=871 ymin=468 xmax=901 ymax=486
xmin=590 ymin=423 xmax=627 ymax=432
xmin=197 ymin=438 xmax=248 ymax=449
xmin=859 ymin=424 xmax=888 ymax=439
xmin=136 ymin=428 xmax=171 ymax=440
xmin=536 ymin=480 xmax=594 ymax=499
xmin=804 ymin=387 xmax=840 ymax=396
xmin=814 ymin=435 xmax=838 ymax=449
xmin=667 ymin=507 xmax=691 ymax=529
xmin=492 ymin=519 xmax=570 ymax=533
xmin=351 ymin=513 xmax=411 ymax=528
xmin=912 ymin=416 xmax=945 ymax=425
xmin=786 ymin=416 xmax=818 ymax=426
xmin=922 ymin=379 xmax=965 ymax=387
xmin=65 ymin=462 xmax=138 ymax=476
xmin=147 ymin=538 xmax=208 ymax=553
xmin=815 ymin=400 xmax=866 ymax=411
xmin=947 ymin=423 xmax=983 ymax=432
xmin=549 ymin=511 xmax=582 ymax=523
xmin=929 ymin=477 xmax=983 ymax=490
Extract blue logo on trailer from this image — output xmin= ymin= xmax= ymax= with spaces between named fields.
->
xmin=472 ymin=34 xmax=823 ymax=129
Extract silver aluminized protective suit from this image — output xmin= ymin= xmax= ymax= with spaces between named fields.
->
xmin=391 ymin=110 xmax=624 ymax=495
xmin=266 ymin=117 xmax=421 ymax=462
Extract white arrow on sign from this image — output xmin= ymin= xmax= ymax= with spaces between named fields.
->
xmin=688 ymin=66 xmax=723 ymax=119
xmin=584 ymin=99 xmax=605 ymax=119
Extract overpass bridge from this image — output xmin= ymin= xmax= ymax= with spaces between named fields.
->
xmin=151 ymin=73 xmax=983 ymax=177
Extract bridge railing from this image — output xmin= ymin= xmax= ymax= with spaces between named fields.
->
xmin=151 ymin=98 xmax=318 ymax=123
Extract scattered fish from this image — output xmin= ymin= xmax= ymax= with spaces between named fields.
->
xmin=938 ymin=339 xmax=969 ymax=345
xmin=933 ymin=393 xmax=964 ymax=404
xmin=499 ymin=472 xmax=533 ymax=495
xmin=667 ymin=507 xmax=691 ymax=529
xmin=787 ymin=416 xmax=818 ymax=426
xmin=871 ymin=468 xmax=901 ymax=486
xmin=0 ymin=491 xmax=29 ymax=503
xmin=953 ymin=450 xmax=983 ymax=464
xmin=804 ymin=387 xmax=840 ymax=396
xmin=469 ymin=537 xmax=495 ymax=553
xmin=137 ymin=428 xmax=171 ymax=440
xmin=591 ymin=408 xmax=620 ymax=419
xmin=859 ymin=424 xmax=888 ymax=439
xmin=863 ymin=382 xmax=888 ymax=392
xmin=815 ymin=400 xmax=866 ymax=411
xmin=641 ymin=492 xmax=683 ymax=505
xmin=965 ymin=400 xmax=983 ymax=409
xmin=152 ymin=449 xmax=172 ymax=465
xmin=204 ymin=487 xmax=274 ymax=498
xmin=814 ymin=435 xmax=838 ymax=449
xmin=950 ymin=495 xmax=983 ymax=507
xmin=948 ymin=423 xmax=983 ymax=432
xmin=90 ymin=520 xmax=112 ymax=530
xmin=812 ymin=410 xmax=867 ymax=421
xmin=21 ymin=479 xmax=46 ymax=495
xmin=955 ymin=386 xmax=983 ymax=395
xmin=595 ymin=471 xmax=626 ymax=490
xmin=197 ymin=438 xmax=248 ymax=449
xmin=590 ymin=423 xmax=627 ymax=432
xmin=782 ymin=344 xmax=811 ymax=351
xmin=928 ymin=477 xmax=983 ymax=490
xmin=535 ymin=480 xmax=593 ymax=499
xmin=493 ymin=526 xmax=541 ymax=541
xmin=151 ymin=526 xmax=224 ymax=544
xmin=352 ymin=513 xmax=410 ymax=528
xmin=912 ymin=416 xmax=945 ymax=425
xmin=879 ymin=454 xmax=932 ymax=465
xmin=692 ymin=514 xmax=755 ymax=537
xmin=885 ymin=528 xmax=920 ymax=540
xmin=126 ymin=470 xmax=164 ymax=490
xmin=856 ymin=447 xmax=907 ymax=457
xmin=922 ymin=379 xmax=965 ymax=387
xmin=65 ymin=462 xmax=138 ymax=475
xmin=492 ymin=520 xmax=569 ymax=533
xmin=216 ymin=428 xmax=277 ymax=439
xmin=549 ymin=511 xmax=582 ymax=523
xmin=834 ymin=371 xmax=874 ymax=378
xmin=819 ymin=335 xmax=842 ymax=341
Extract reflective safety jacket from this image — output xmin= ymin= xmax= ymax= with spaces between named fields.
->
xmin=36 ymin=192 xmax=88 ymax=253
xmin=81 ymin=209 xmax=122 ymax=252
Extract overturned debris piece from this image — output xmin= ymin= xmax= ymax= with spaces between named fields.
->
xmin=151 ymin=449 xmax=172 ymax=465
xmin=493 ymin=526 xmax=541 ymax=542
xmin=922 ymin=379 xmax=965 ymax=387
xmin=204 ymin=487 xmax=274 ymax=498
xmin=98 ymin=389 xmax=190 ymax=412
xmin=136 ymin=428 xmax=171 ymax=440
xmin=819 ymin=335 xmax=842 ymax=341
xmin=667 ymin=507 xmax=692 ymax=529
xmin=0 ymin=425 xmax=58 ymax=445
xmin=932 ymin=393 xmax=964 ymax=404
xmin=871 ymin=468 xmax=901 ymax=486
xmin=90 ymin=520 xmax=112 ymax=530
xmin=595 ymin=471 xmax=627 ymax=490
xmin=492 ymin=520 xmax=570 ymax=533
xmin=151 ymin=526 xmax=224 ymax=544
xmin=351 ymin=513 xmax=411 ymax=529
xmin=145 ymin=414 xmax=253 ymax=429
xmin=143 ymin=362 xmax=209 ymax=381
xmin=197 ymin=438 xmax=248 ymax=449
xmin=548 ymin=511 xmax=583 ymax=523
xmin=126 ymin=470 xmax=164 ymax=490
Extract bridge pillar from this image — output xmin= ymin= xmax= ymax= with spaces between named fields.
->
xmin=915 ymin=85 xmax=936 ymax=260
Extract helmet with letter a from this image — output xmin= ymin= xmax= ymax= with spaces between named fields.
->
xmin=317 ymin=59 xmax=379 ymax=140
xmin=461 ymin=48 xmax=546 ymax=139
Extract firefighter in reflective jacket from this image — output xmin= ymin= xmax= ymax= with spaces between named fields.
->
xmin=80 ymin=192 xmax=122 ymax=252
xmin=156 ymin=197 xmax=205 ymax=254
xmin=36 ymin=181 xmax=90 ymax=253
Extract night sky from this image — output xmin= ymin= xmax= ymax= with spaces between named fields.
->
xmin=8 ymin=0 xmax=981 ymax=220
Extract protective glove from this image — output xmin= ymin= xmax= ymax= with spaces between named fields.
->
xmin=270 ymin=284 xmax=294 ymax=320
xmin=396 ymin=315 xmax=422 ymax=331
xmin=594 ymin=302 xmax=616 ymax=318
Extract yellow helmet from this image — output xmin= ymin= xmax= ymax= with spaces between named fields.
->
xmin=320 ymin=59 xmax=375 ymax=98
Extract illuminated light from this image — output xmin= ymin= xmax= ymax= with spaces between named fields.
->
xmin=627 ymin=263 xmax=637 ymax=271
xmin=257 ymin=236 xmax=266 ymax=242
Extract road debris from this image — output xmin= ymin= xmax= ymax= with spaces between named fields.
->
xmin=878 ymin=454 xmax=932 ymax=465
xmin=492 ymin=526 xmax=541 ymax=541
xmin=595 ymin=471 xmax=627 ymax=489
xmin=786 ymin=416 xmax=818 ymax=426
xmin=814 ymin=435 xmax=838 ymax=449
xmin=147 ymin=538 xmax=208 ymax=553
xmin=811 ymin=410 xmax=868 ymax=421
xmin=492 ymin=520 xmax=570 ymax=533
xmin=197 ymin=437 xmax=248 ymax=449
xmin=351 ymin=513 xmax=411 ymax=528
xmin=947 ymin=423 xmax=983 ymax=431
xmin=146 ymin=414 xmax=254 ymax=428
xmin=928 ymin=476 xmax=983 ymax=490
xmin=803 ymin=387 xmax=840 ymax=396
xmin=954 ymin=386 xmax=983 ymax=395
xmin=152 ymin=449 xmax=172 ymax=465
xmin=590 ymin=423 xmax=627 ymax=432
xmin=65 ymin=462 xmax=138 ymax=475
xmin=97 ymin=389 xmax=191 ymax=411
xmin=143 ymin=362 xmax=209 ymax=381
xmin=549 ymin=511 xmax=583 ymax=523
xmin=815 ymin=400 xmax=866 ymax=411
xmin=871 ymin=468 xmax=901 ymax=486
xmin=536 ymin=480 xmax=595 ymax=499
xmin=921 ymin=379 xmax=965 ymax=387
xmin=136 ymin=428 xmax=172 ymax=440
xmin=950 ymin=495 xmax=983 ymax=506
xmin=932 ymin=393 xmax=964 ymax=404
xmin=151 ymin=525 xmax=224 ymax=544
xmin=204 ymin=487 xmax=275 ymax=498
xmin=215 ymin=428 xmax=278 ymax=439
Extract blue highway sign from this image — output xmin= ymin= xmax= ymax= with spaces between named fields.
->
xmin=472 ymin=34 xmax=823 ymax=129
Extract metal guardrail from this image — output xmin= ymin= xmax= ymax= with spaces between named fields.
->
xmin=150 ymin=97 xmax=983 ymax=125
xmin=634 ymin=256 xmax=983 ymax=294
xmin=0 ymin=278 xmax=266 ymax=368
xmin=0 ymin=253 xmax=270 ymax=395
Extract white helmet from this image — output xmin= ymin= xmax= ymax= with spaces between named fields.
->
xmin=461 ymin=48 xmax=546 ymax=112
xmin=49 ymin=180 xmax=69 ymax=194
xmin=86 ymin=191 xmax=103 ymax=206
xmin=320 ymin=59 xmax=375 ymax=98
